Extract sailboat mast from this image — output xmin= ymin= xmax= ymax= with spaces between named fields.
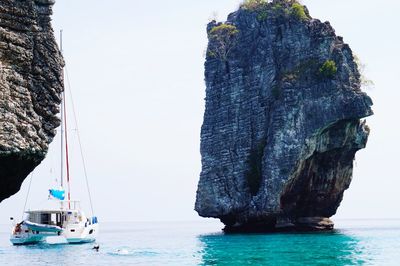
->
xmin=60 ymin=30 xmax=71 ymax=209
xmin=60 ymin=97 xmax=64 ymax=189
xmin=60 ymin=31 xmax=65 ymax=210
xmin=60 ymin=51 xmax=64 ymax=189
xmin=63 ymin=92 xmax=71 ymax=209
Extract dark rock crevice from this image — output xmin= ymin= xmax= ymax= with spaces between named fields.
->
xmin=246 ymin=139 xmax=266 ymax=196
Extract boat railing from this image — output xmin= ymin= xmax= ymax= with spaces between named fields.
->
xmin=62 ymin=200 xmax=81 ymax=210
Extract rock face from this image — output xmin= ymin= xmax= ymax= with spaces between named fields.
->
xmin=0 ymin=0 xmax=63 ymax=202
xmin=195 ymin=0 xmax=373 ymax=231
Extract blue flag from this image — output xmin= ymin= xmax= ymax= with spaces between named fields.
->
xmin=49 ymin=189 xmax=65 ymax=200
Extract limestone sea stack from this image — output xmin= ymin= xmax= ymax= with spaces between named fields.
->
xmin=195 ymin=0 xmax=373 ymax=231
xmin=0 ymin=0 xmax=63 ymax=202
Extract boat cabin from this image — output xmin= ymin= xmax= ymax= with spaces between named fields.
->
xmin=27 ymin=210 xmax=63 ymax=227
xmin=26 ymin=209 xmax=85 ymax=228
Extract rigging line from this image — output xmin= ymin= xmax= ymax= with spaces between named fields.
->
xmin=64 ymin=65 xmax=95 ymax=216
xmin=22 ymin=173 xmax=34 ymax=220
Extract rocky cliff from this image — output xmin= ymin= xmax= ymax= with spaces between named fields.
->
xmin=0 ymin=0 xmax=63 ymax=202
xmin=195 ymin=0 xmax=373 ymax=231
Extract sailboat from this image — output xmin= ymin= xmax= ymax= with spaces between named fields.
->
xmin=10 ymin=32 xmax=99 ymax=245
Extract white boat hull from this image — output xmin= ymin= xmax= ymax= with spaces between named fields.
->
xmin=10 ymin=211 xmax=99 ymax=245
xmin=10 ymin=235 xmax=45 ymax=245
xmin=11 ymin=224 xmax=99 ymax=245
xmin=64 ymin=223 xmax=99 ymax=244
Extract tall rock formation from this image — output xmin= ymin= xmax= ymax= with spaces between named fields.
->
xmin=0 ymin=0 xmax=63 ymax=202
xmin=195 ymin=0 xmax=373 ymax=231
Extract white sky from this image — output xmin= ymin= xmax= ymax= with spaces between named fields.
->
xmin=0 ymin=0 xmax=399 ymax=223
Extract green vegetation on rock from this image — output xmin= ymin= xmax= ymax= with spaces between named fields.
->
xmin=354 ymin=54 xmax=375 ymax=88
xmin=271 ymin=3 xmax=285 ymax=15
xmin=209 ymin=24 xmax=239 ymax=36
xmin=319 ymin=60 xmax=337 ymax=78
xmin=241 ymin=0 xmax=267 ymax=11
xmin=257 ymin=10 xmax=268 ymax=21
xmin=241 ymin=0 xmax=308 ymax=22
xmin=241 ymin=0 xmax=269 ymax=21
xmin=291 ymin=2 xmax=308 ymax=20
xmin=208 ymin=24 xmax=239 ymax=60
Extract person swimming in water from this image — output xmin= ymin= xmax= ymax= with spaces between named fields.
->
xmin=92 ymin=244 xmax=99 ymax=252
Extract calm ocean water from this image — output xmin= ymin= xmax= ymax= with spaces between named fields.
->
xmin=0 ymin=219 xmax=399 ymax=265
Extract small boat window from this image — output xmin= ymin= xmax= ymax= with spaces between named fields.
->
xmin=40 ymin=213 xmax=51 ymax=225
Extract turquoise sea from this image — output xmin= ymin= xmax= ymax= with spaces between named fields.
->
xmin=0 ymin=219 xmax=399 ymax=265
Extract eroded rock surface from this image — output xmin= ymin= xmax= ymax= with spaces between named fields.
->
xmin=0 ymin=0 xmax=63 ymax=202
xmin=195 ymin=0 xmax=373 ymax=231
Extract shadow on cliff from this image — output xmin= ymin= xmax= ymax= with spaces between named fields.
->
xmin=197 ymin=231 xmax=368 ymax=265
